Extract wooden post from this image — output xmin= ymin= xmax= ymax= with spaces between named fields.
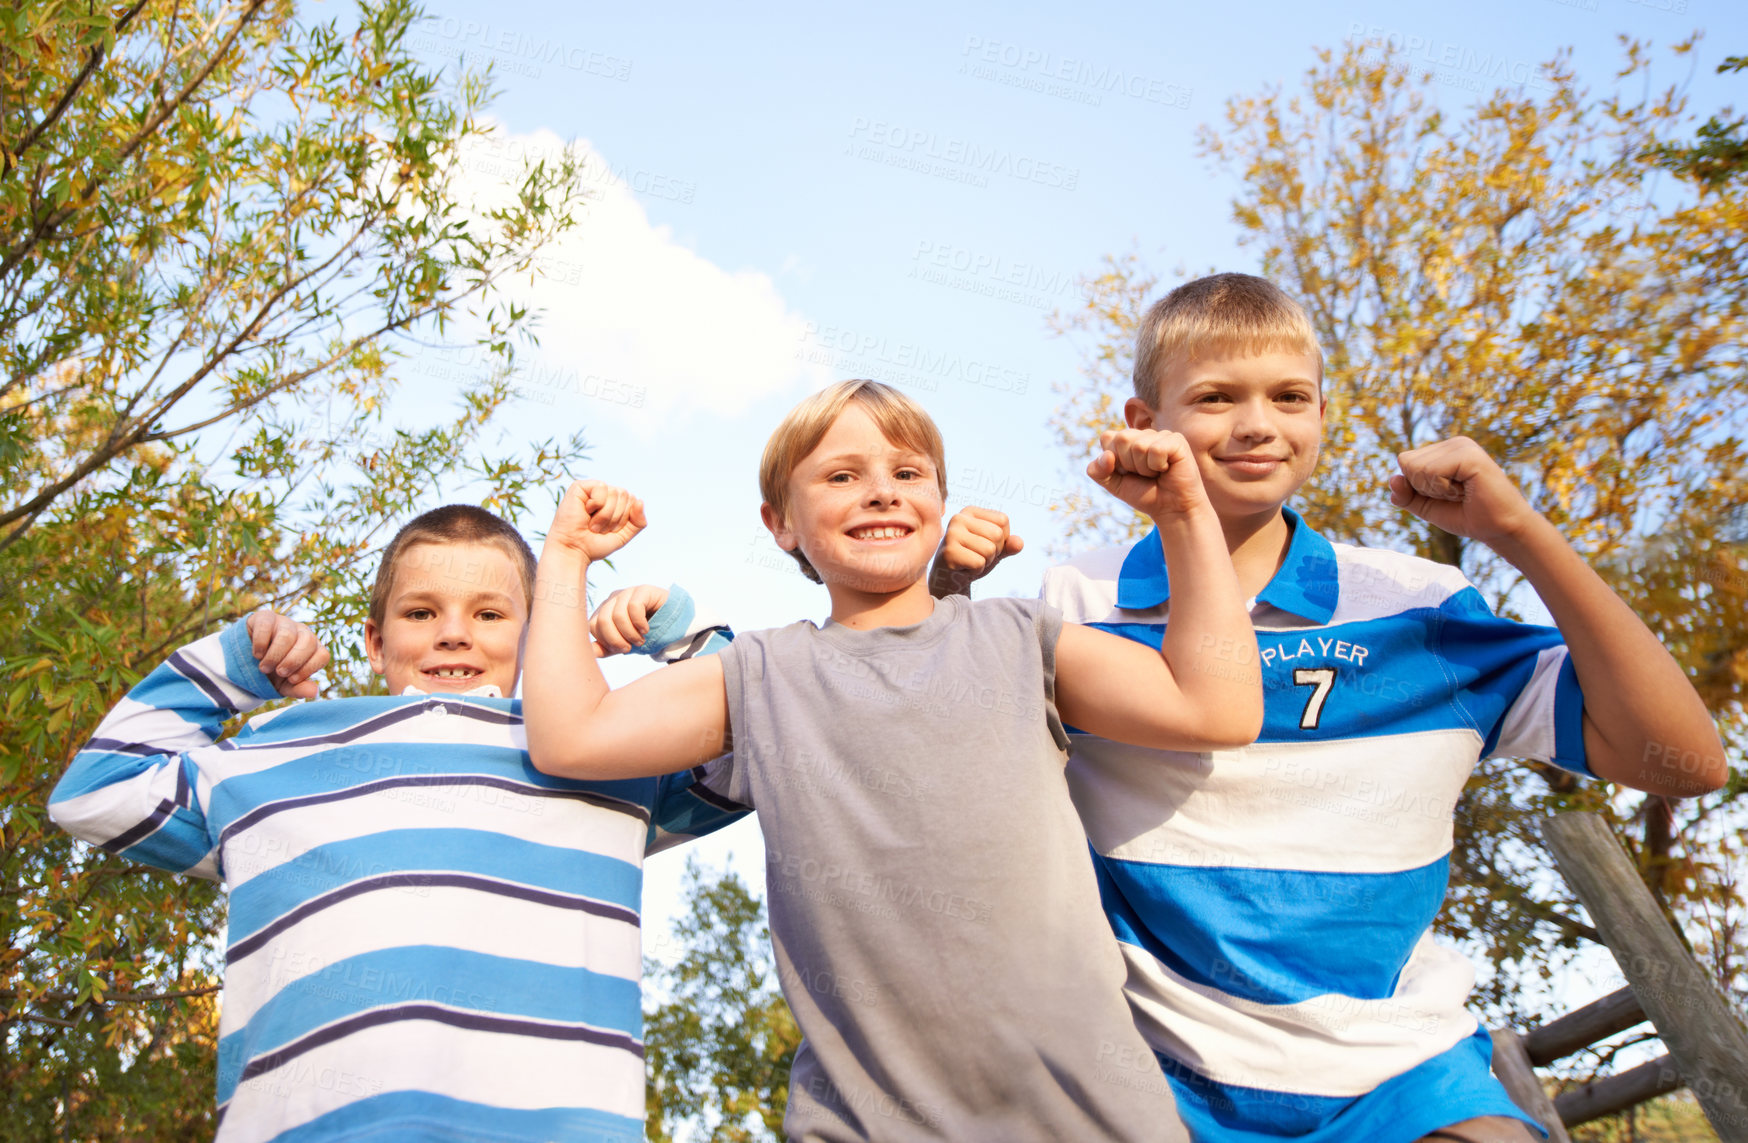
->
xmin=1542 ymin=812 xmax=1748 ymax=1142
xmin=1490 ymin=1029 xmax=1573 ymax=1143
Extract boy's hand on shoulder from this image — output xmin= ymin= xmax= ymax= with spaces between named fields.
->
xmin=1089 ymin=429 xmax=1209 ymax=520
xmin=246 ymin=610 xmax=330 ymax=699
xmin=1389 ymin=438 xmax=1540 ymax=548
xmin=929 ymin=506 xmax=1023 ymax=597
xmin=589 ymin=585 xmax=669 ymax=657
xmin=547 ymin=479 xmax=647 ymax=562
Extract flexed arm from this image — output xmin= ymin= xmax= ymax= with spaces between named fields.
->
xmin=523 ymin=481 xmax=731 ymax=781
xmin=1391 ymin=437 xmax=1726 ymax=796
xmin=1055 ymin=429 xmax=1263 ymax=751
xmin=50 ymin=611 xmax=329 ymax=876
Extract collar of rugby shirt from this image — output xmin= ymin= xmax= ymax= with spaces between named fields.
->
xmin=1114 ymin=504 xmax=1340 ymax=623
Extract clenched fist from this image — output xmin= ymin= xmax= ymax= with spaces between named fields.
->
xmin=1088 ymin=428 xmax=1210 ymax=519
xmin=928 ymin=507 xmax=1023 ymax=597
xmin=246 ymin=610 xmax=330 ymax=699
xmin=546 ymin=480 xmax=647 ymax=563
xmin=589 ymin=584 xmax=670 ymax=657
xmin=1388 ymin=437 xmax=1538 ymax=548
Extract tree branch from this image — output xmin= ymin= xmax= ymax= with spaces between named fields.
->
xmin=0 ymin=0 xmax=269 ymax=281
xmin=2 ymin=0 xmax=151 ymax=175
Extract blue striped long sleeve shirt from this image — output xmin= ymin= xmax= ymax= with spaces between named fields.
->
xmin=49 ymin=589 xmax=743 ymax=1143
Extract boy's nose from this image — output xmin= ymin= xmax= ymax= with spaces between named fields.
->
xmin=434 ymin=619 xmax=473 ymax=647
xmin=1232 ymin=400 xmax=1278 ymax=440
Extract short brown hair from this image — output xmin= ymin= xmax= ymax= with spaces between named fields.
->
xmin=368 ymin=504 xmax=536 ymax=625
xmin=758 ymin=380 xmax=947 ymax=583
xmin=1132 ymin=273 xmax=1322 ymax=409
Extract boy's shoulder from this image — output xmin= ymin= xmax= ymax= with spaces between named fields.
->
xmin=1042 ymin=533 xmax=1476 ymax=626
xmin=1040 ymin=543 xmax=1133 ymax=623
xmin=1323 ymin=541 xmax=1474 ymax=623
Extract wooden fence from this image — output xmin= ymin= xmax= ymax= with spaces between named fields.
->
xmin=1487 ymin=813 xmax=1748 ymax=1141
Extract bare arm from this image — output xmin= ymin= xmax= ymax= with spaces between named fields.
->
xmin=1055 ymin=430 xmax=1263 ymax=751
xmin=1393 ymin=439 xmax=1726 ymax=796
xmin=522 ymin=482 xmax=731 ymax=781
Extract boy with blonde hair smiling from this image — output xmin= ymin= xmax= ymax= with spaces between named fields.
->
xmin=938 ymin=273 xmax=1727 ymax=1142
xmin=524 ymin=379 xmax=1264 ymax=1141
xmin=50 ymin=503 xmax=739 ymax=1143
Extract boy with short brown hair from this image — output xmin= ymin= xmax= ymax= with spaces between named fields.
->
xmin=939 ymin=272 xmax=1726 ymax=1142
xmin=50 ymin=503 xmax=739 ymax=1143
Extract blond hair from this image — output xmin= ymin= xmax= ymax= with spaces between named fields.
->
xmin=368 ymin=504 xmax=536 ymax=625
xmin=759 ymin=380 xmax=947 ymax=583
xmin=1132 ymin=273 xmax=1322 ymax=408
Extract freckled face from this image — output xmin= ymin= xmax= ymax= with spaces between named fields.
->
xmin=365 ymin=542 xmax=528 ymax=696
xmin=1131 ymin=349 xmax=1325 ymax=522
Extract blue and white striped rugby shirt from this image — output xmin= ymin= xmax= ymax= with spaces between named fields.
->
xmin=1045 ymin=508 xmax=1587 ymax=1134
xmin=49 ymin=596 xmax=743 ymax=1143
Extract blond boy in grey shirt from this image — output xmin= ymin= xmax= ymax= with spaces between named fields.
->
xmin=523 ymin=380 xmax=1263 ymax=1141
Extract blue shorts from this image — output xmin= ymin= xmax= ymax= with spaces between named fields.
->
xmin=1159 ymin=1027 xmax=1545 ymax=1142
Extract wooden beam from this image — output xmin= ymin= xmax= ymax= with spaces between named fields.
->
xmin=1542 ymin=812 xmax=1748 ymax=1142
xmin=1523 ymin=987 xmax=1646 ymax=1067
xmin=1554 ymin=1054 xmax=1683 ymax=1128
xmin=1490 ymin=1029 xmax=1573 ymax=1143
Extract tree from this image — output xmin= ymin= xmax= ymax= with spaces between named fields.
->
xmin=1647 ymin=52 xmax=1747 ymax=190
xmin=644 ymin=858 xmax=799 ymax=1143
xmin=1049 ymin=36 xmax=1748 ymax=1031
xmin=1 ymin=0 xmax=587 ymax=1133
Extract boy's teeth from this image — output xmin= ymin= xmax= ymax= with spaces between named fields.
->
xmin=855 ymin=526 xmax=904 ymax=539
xmin=432 ymin=668 xmax=476 ymax=678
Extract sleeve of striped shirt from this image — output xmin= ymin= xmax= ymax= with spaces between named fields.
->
xmin=630 ymin=583 xmax=733 ymax=662
xmin=48 ymin=616 xmax=284 ymax=879
xmin=632 ymin=584 xmax=749 ymax=851
xmin=1436 ymin=586 xmax=1589 ymax=776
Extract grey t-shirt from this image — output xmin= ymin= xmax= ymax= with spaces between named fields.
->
xmin=703 ymin=594 xmax=1187 ymax=1142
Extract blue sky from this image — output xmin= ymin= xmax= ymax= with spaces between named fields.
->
xmin=377 ymin=0 xmax=1743 ymax=991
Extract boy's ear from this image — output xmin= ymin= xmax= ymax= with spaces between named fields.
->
xmin=363 ymin=618 xmax=387 ymax=677
xmin=759 ymin=502 xmax=798 ymax=553
xmin=1124 ymin=398 xmax=1158 ymax=431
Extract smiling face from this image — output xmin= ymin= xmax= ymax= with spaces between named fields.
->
xmin=761 ymin=403 xmax=945 ymax=597
xmin=364 ymin=541 xmax=529 ymax=696
xmin=1129 ymin=349 xmax=1325 ymax=525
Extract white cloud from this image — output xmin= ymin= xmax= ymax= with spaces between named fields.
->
xmin=450 ymin=126 xmax=826 ymax=430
